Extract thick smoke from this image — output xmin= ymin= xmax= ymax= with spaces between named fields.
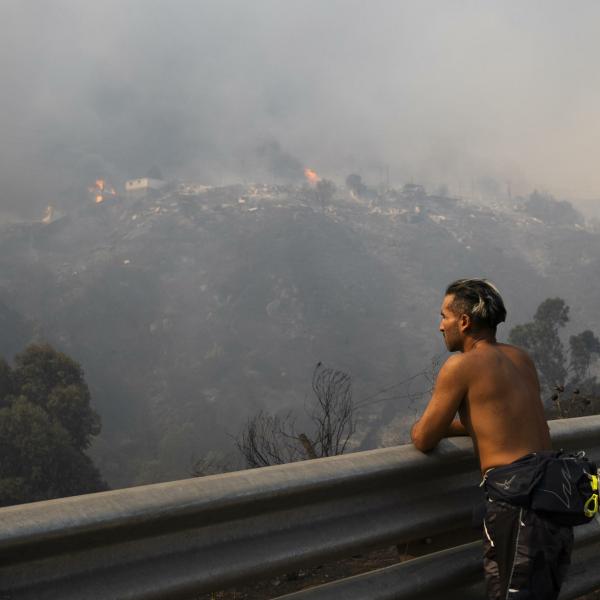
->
xmin=255 ymin=140 xmax=305 ymax=183
xmin=2 ymin=1 xmax=600 ymax=220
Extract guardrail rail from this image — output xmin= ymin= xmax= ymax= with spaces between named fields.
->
xmin=1 ymin=415 xmax=599 ymax=600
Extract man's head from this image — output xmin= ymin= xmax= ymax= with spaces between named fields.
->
xmin=440 ymin=279 xmax=506 ymax=351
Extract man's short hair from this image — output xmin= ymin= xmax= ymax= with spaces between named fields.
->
xmin=445 ymin=278 xmax=506 ymax=331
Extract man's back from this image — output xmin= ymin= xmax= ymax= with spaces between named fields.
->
xmin=457 ymin=341 xmax=552 ymax=472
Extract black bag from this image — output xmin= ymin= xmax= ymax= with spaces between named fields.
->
xmin=484 ymin=450 xmax=599 ymax=526
xmin=531 ymin=451 xmax=599 ymax=526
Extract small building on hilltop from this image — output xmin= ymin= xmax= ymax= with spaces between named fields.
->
xmin=125 ymin=178 xmax=167 ymax=194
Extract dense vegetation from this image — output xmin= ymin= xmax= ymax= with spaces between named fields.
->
xmin=509 ymin=298 xmax=600 ymax=417
xmin=0 ymin=344 xmax=106 ymax=506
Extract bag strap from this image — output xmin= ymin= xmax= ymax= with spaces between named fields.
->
xmin=584 ymin=473 xmax=599 ymax=519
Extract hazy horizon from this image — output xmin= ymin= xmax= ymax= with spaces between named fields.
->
xmin=2 ymin=1 xmax=600 ymax=221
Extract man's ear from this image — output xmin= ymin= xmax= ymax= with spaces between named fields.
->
xmin=459 ymin=313 xmax=471 ymax=332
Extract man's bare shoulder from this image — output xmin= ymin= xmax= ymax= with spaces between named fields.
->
xmin=495 ymin=342 xmax=536 ymax=367
xmin=444 ymin=350 xmax=492 ymax=383
xmin=437 ymin=353 xmax=469 ymax=380
xmin=445 ymin=343 xmax=535 ymax=379
xmin=440 ymin=353 xmax=468 ymax=368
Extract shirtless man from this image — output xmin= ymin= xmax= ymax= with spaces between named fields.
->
xmin=411 ymin=279 xmax=573 ymax=600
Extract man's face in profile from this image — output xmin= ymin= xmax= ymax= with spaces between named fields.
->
xmin=439 ymin=294 xmax=462 ymax=352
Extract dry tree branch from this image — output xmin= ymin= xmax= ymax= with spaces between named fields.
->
xmin=235 ymin=410 xmax=304 ymax=468
xmin=310 ymin=363 xmax=355 ymax=457
xmin=235 ymin=363 xmax=357 ymax=467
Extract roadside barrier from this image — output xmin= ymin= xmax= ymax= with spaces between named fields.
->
xmin=1 ymin=415 xmax=599 ymax=599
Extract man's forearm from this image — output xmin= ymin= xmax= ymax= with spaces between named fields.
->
xmin=411 ymin=417 xmax=468 ymax=452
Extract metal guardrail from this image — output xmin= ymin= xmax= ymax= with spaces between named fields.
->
xmin=276 ymin=517 xmax=600 ymax=600
xmin=0 ymin=415 xmax=599 ymax=600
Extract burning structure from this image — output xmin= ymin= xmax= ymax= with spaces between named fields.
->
xmin=89 ymin=180 xmax=117 ymax=204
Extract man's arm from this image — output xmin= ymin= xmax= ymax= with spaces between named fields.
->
xmin=411 ymin=355 xmax=468 ymax=452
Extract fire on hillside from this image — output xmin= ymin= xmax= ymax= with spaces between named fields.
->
xmin=89 ymin=179 xmax=117 ymax=204
xmin=304 ymin=168 xmax=321 ymax=185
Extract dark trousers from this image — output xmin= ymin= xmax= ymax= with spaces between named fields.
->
xmin=482 ymin=499 xmax=573 ymax=599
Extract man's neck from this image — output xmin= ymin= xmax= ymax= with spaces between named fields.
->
xmin=462 ymin=334 xmax=496 ymax=353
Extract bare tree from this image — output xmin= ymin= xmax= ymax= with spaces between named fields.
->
xmin=236 ymin=363 xmax=355 ymax=468
xmin=309 ymin=363 xmax=355 ymax=457
xmin=236 ymin=410 xmax=304 ymax=468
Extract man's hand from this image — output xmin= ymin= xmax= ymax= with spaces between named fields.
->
xmin=411 ymin=355 xmax=467 ymax=452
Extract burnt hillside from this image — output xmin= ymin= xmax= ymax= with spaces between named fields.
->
xmin=1 ymin=183 xmax=598 ymax=486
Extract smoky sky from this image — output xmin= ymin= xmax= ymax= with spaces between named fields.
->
xmin=2 ymin=1 xmax=600 ymax=220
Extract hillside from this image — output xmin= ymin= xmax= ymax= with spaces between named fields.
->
xmin=1 ymin=183 xmax=598 ymax=487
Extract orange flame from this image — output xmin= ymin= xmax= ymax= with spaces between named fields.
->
xmin=304 ymin=168 xmax=321 ymax=185
xmin=90 ymin=179 xmax=116 ymax=203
